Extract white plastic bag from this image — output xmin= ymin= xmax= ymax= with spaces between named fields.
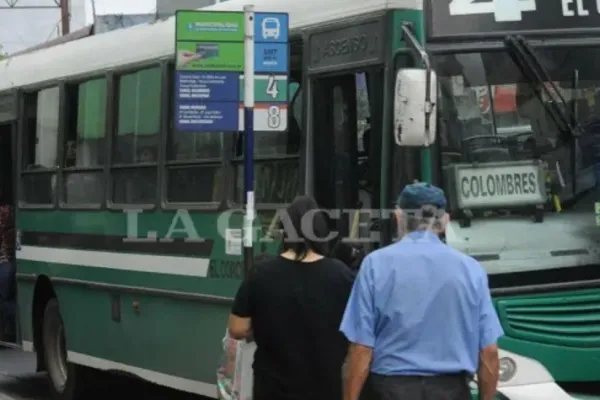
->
xmin=217 ymin=329 xmax=257 ymax=400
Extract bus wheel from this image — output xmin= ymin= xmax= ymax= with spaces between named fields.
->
xmin=42 ymin=298 xmax=84 ymax=400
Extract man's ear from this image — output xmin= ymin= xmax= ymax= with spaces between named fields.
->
xmin=393 ymin=208 xmax=403 ymax=225
xmin=441 ymin=211 xmax=450 ymax=230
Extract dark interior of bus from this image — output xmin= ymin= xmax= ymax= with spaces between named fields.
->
xmin=311 ymin=69 xmax=385 ymax=255
xmin=0 ymin=120 xmax=16 ymax=344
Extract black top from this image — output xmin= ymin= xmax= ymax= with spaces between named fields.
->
xmin=232 ymin=255 xmax=354 ymax=400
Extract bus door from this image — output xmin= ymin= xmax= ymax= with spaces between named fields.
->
xmin=311 ymin=69 xmax=385 ymax=256
xmin=312 ymin=74 xmax=359 ymax=241
xmin=0 ymin=91 xmax=17 ymax=345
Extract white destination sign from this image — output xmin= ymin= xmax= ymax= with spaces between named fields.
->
xmin=455 ymin=163 xmax=546 ymax=209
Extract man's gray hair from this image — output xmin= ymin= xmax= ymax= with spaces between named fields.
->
xmin=402 ymin=205 xmax=445 ymax=232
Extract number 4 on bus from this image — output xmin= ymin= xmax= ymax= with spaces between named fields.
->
xmin=449 ymin=0 xmax=536 ymax=22
xmin=266 ymin=75 xmax=279 ymax=98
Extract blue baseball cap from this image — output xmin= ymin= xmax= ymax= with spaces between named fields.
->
xmin=396 ymin=182 xmax=447 ymax=210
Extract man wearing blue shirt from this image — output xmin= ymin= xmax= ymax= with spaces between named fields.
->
xmin=340 ymin=182 xmax=504 ymax=400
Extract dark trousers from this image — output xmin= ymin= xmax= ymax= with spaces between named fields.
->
xmin=252 ymin=373 xmax=341 ymax=400
xmin=369 ymin=373 xmax=471 ymax=400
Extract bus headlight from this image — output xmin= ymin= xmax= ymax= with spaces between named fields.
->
xmin=499 ymin=357 xmax=517 ymax=382
xmin=496 ymin=349 xmax=554 ymax=387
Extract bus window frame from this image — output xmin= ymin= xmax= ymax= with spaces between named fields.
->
xmin=228 ymin=153 xmax=302 ymax=210
xmin=302 ymin=12 xmax=391 ymax=243
xmin=161 ymin=62 xmax=225 ymax=211
xmin=106 ymin=61 xmax=165 ymax=211
xmin=58 ymin=73 xmax=110 ymax=210
xmin=18 ymin=83 xmax=63 ymax=210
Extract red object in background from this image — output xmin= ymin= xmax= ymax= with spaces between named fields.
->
xmin=493 ymin=85 xmax=518 ymax=113
xmin=477 ymin=85 xmax=518 ymax=115
xmin=478 ymin=88 xmax=490 ymax=114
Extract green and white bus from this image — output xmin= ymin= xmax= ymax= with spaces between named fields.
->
xmin=0 ymin=0 xmax=599 ymax=399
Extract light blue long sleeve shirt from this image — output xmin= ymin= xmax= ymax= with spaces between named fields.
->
xmin=340 ymin=231 xmax=504 ymax=375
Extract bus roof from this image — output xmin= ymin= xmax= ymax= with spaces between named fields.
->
xmin=0 ymin=0 xmax=419 ymax=92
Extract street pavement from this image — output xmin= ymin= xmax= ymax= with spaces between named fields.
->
xmin=0 ymin=347 xmax=47 ymax=400
xmin=0 ymin=346 xmax=211 ymax=400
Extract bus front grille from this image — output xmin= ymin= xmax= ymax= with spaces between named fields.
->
xmin=496 ymin=290 xmax=600 ymax=347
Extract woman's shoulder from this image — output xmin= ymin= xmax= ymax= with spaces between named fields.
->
xmin=319 ymin=256 xmax=347 ymax=268
xmin=319 ymin=257 xmax=355 ymax=278
xmin=247 ymin=255 xmax=284 ymax=277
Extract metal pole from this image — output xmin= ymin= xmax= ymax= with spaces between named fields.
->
xmin=242 ymin=4 xmax=255 ymax=277
xmin=90 ymin=0 xmax=97 ymax=26
xmin=60 ymin=0 xmax=70 ymax=35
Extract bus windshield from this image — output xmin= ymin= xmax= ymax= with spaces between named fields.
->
xmin=435 ymin=47 xmax=600 ymax=214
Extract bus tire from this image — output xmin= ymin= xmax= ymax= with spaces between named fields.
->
xmin=42 ymin=298 xmax=86 ymax=400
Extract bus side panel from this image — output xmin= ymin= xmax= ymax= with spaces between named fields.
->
xmin=16 ymin=281 xmax=35 ymax=350
xmin=13 ymin=209 xmax=260 ymax=395
xmin=56 ymin=284 xmax=229 ymax=389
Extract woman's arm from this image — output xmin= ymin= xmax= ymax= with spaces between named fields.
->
xmin=228 ymin=314 xmax=252 ymax=340
xmin=229 ymin=276 xmax=254 ymax=339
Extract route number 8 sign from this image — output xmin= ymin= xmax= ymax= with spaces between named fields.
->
xmin=267 ymin=105 xmax=281 ymax=128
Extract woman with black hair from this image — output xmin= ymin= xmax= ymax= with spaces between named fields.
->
xmin=228 ymin=195 xmax=354 ymax=400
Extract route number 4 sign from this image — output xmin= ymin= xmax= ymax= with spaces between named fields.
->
xmin=266 ymin=75 xmax=280 ymax=98
xmin=449 ymin=0 xmax=536 ymax=22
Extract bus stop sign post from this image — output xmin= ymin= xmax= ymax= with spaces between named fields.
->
xmin=243 ymin=4 xmax=255 ymax=277
xmin=173 ymin=7 xmax=289 ymax=278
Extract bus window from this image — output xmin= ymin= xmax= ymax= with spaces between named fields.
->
xmin=165 ymin=129 xmax=224 ymax=204
xmin=233 ymin=80 xmax=302 ymax=205
xmin=434 ymin=48 xmax=600 ymax=215
xmin=356 ymin=73 xmax=372 ymax=196
xmin=21 ymin=86 xmax=60 ymax=205
xmin=290 ymin=82 xmax=302 ymax=130
xmin=111 ymin=67 xmax=160 ymax=205
xmin=356 ymin=73 xmax=370 ymax=155
xmin=62 ymin=78 xmax=107 ymax=205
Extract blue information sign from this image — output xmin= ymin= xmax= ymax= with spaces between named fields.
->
xmin=175 ymin=71 xmax=239 ymax=101
xmin=254 ymin=13 xmax=289 ymax=43
xmin=174 ymin=11 xmax=289 ymax=132
xmin=251 ymin=12 xmax=289 ymax=132
xmin=254 ymin=43 xmax=288 ymax=73
xmin=175 ymin=101 xmax=239 ymax=132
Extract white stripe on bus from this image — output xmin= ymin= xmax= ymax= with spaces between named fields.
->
xmin=67 ymin=351 xmax=217 ymax=398
xmin=17 ymin=246 xmax=211 ymax=278
xmin=20 ymin=341 xmax=217 ymax=398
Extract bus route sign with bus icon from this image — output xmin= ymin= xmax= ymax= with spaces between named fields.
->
xmin=174 ymin=10 xmax=289 ymax=132
xmin=262 ymin=17 xmax=281 ymax=39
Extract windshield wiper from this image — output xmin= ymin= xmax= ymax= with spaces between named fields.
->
xmin=504 ymin=35 xmax=580 ymax=139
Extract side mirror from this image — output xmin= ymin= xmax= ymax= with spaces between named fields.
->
xmin=393 ymin=68 xmax=437 ymax=147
